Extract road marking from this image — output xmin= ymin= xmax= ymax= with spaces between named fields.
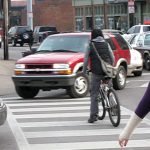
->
xmin=4 ymin=97 xmax=150 ymax=150
xmin=29 ymin=140 xmax=150 ymax=150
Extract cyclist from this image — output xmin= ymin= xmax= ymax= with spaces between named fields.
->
xmin=83 ymin=29 xmax=114 ymax=123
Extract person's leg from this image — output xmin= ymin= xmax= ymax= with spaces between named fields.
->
xmin=88 ymin=73 xmax=102 ymax=123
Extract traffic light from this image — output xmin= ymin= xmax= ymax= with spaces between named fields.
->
xmin=0 ymin=0 xmax=3 ymax=13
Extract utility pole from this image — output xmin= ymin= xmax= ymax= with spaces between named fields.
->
xmin=3 ymin=0 xmax=9 ymax=60
xmin=27 ymin=0 xmax=33 ymax=30
xmin=91 ymin=0 xmax=94 ymax=30
xmin=103 ymin=0 xmax=107 ymax=29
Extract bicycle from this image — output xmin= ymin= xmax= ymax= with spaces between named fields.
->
xmin=97 ymin=77 xmax=121 ymax=127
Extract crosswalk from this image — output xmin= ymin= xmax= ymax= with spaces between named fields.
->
xmin=3 ymin=96 xmax=150 ymax=150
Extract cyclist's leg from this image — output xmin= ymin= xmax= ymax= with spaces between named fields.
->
xmin=89 ymin=73 xmax=103 ymax=119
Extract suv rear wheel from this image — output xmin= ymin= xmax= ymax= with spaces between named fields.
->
xmin=67 ymin=73 xmax=89 ymax=98
xmin=113 ymin=66 xmax=126 ymax=90
xmin=15 ymin=86 xmax=39 ymax=99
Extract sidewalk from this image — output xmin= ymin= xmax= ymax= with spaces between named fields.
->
xmin=0 ymin=59 xmax=20 ymax=150
xmin=0 ymin=60 xmax=16 ymax=96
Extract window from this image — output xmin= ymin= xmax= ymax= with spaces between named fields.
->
xmin=143 ymin=26 xmax=150 ymax=32
xmin=38 ymin=35 xmax=90 ymax=53
xmin=115 ymin=34 xmax=129 ymax=50
xmin=75 ymin=7 xmax=83 ymax=16
xmin=75 ymin=18 xmax=83 ymax=31
xmin=86 ymin=17 xmax=93 ymax=31
xmin=144 ymin=34 xmax=150 ymax=45
xmin=134 ymin=26 xmax=140 ymax=33
xmin=127 ymin=26 xmax=135 ymax=34
xmin=104 ymin=35 xmax=116 ymax=50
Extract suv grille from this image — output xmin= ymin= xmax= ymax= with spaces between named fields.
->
xmin=26 ymin=64 xmax=53 ymax=75
xmin=26 ymin=64 xmax=52 ymax=69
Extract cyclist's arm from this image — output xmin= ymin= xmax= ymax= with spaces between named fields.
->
xmin=83 ymin=45 xmax=90 ymax=74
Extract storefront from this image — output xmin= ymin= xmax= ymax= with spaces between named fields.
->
xmin=72 ymin=0 xmax=149 ymax=32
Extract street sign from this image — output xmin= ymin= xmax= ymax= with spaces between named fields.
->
xmin=128 ymin=0 xmax=135 ymax=14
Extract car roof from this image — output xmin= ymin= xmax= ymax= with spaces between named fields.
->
xmin=49 ymin=32 xmax=116 ymax=38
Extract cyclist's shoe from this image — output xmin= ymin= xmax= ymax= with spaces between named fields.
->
xmin=88 ymin=115 xmax=98 ymax=123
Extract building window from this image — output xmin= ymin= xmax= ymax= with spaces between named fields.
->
xmin=75 ymin=7 xmax=83 ymax=16
xmin=85 ymin=6 xmax=92 ymax=16
xmin=95 ymin=17 xmax=104 ymax=29
xmin=75 ymin=18 xmax=83 ymax=31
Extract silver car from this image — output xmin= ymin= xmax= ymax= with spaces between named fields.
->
xmin=0 ymin=98 xmax=7 ymax=125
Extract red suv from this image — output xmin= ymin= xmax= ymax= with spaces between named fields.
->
xmin=12 ymin=32 xmax=130 ymax=99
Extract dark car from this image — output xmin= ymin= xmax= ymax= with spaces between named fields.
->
xmin=33 ymin=26 xmax=58 ymax=43
xmin=8 ymin=26 xmax=33 ymax=47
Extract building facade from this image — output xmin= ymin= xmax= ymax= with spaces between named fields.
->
xmin=72 ymin=0 xmax=150 ymax=32
xmin=6 ymin=0 xmax=150 ymax=32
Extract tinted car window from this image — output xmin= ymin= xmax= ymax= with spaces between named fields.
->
xmin=143 ymin=26 xmax=150 ymax=32
xmin=134 ymin=26 xmax=140 ymax=33
xmin=37 ymin=35 xmax=89 ymax=52
xmin=105 ymin=37 xmax=116 ymax=50
xmin=115 ymin=34 xmax=129 ymax=50
xmin=39 ymin=27 xmax=57 ymax=32
xmin=17 ymin=27 xmax=30 ymax=33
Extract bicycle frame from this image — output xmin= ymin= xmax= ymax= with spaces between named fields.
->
xmin=99 ymin=80 xmax=111 ymax=109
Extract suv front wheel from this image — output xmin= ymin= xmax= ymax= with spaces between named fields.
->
xmin=67 ymin=73 xmax=89 ymax=98
xmin=15 ymin=86 xmax=39 ymax=99
xmin=113 ymin=66 xmax=126 ymax=90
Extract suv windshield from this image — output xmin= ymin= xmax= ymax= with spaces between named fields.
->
xmin=37 ymin=35 xmax=89 ymax=53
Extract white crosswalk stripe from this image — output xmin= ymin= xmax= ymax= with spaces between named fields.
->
xmin=4 ymin=97 xmax=150 ymax=150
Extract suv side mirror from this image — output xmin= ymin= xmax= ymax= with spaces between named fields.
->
xmin=22 ymin=48 xmax=37 ymax=57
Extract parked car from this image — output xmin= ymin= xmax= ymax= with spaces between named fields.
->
xmin=12 ymin=32 xmax=132 ymax=99
xmin=127 ymin=25 xmax=150 ymax=34
xmin=33 ymin=26 xmax=58 ymax=43
xmin=124 ymin=25 xmax=150 ymax=41
xmin=0 ymin=98 xmax=7 ymax=126
xmin=127 ymin=44 xmax=143 ymax=76
xmin=123 ymin=32 xmax=150 ymax=71
xmin=8 ymin=26 xmax=33 ymax=47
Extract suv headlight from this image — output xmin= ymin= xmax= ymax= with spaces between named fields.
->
xmin=15 ymin=64 xmax=25 ymax=69
xmin=53 ymin=64 xmax=69 ymax=69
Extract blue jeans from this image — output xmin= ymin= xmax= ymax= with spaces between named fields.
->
xmin=90 ymin=73 xmax=103 ymax=117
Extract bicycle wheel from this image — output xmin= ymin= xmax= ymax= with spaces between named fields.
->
xmin=97 ymin=95 xmax=106 ymax=120
xmin=107 ymin=88 xmax=121 ymax=127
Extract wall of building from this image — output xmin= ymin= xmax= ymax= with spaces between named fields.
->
xmin=20 ymin=0 xmax=74 ymax=32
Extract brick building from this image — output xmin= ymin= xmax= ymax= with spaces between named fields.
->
xmin=7 ymin=0 xmax=150 ymax=33
xmin=18 ymin=0 xmax=74 ymax=32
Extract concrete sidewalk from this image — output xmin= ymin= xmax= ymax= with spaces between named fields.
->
xmin=0 ymin=59 xmax=19 ymax=150
xmin=0 ymin=60 xmax=16 ymax=96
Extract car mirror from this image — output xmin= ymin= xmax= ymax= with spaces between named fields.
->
xmin=22 ymin=48 xmax=37 ymax=57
